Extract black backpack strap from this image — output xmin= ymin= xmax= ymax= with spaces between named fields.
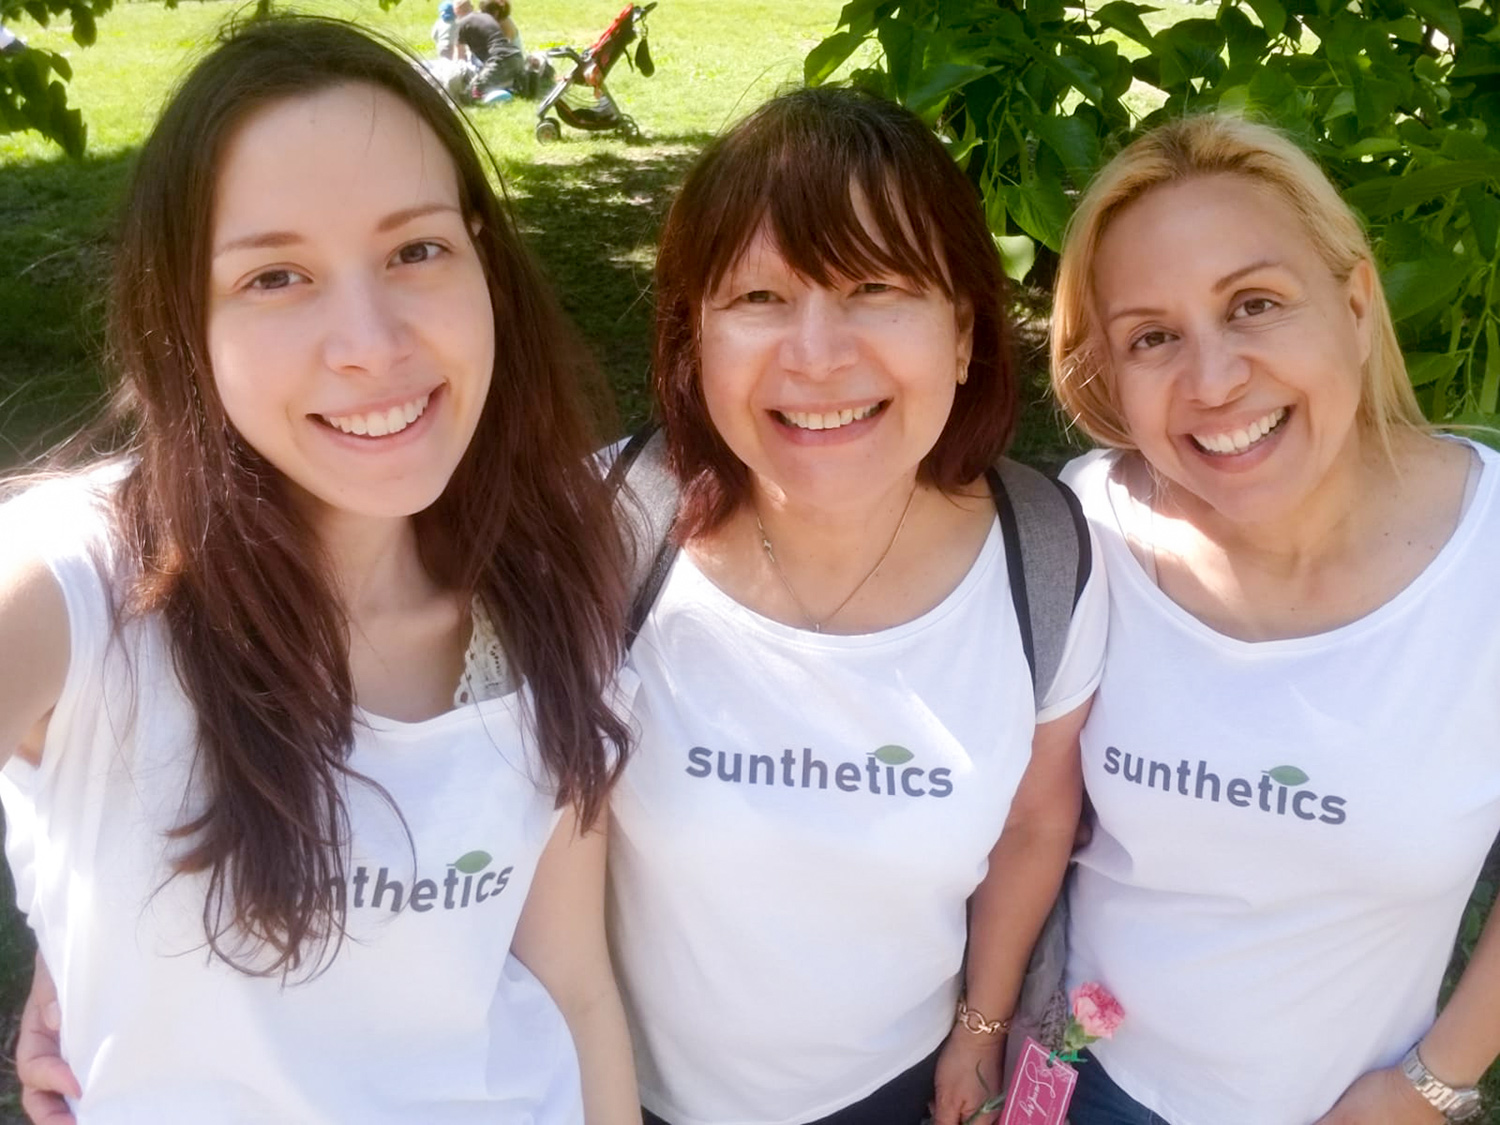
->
xmin=986 ymin=457 xmax=1091 ymax=703
xmin=607 ymin=425 xmax=681 ymax=648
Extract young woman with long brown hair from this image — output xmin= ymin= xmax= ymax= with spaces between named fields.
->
xmin=0 ymin=15 xmax=639 ymax=1123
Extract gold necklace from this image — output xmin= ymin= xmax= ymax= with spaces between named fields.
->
xmin=754 ymin=482 xmax=919 ymax=633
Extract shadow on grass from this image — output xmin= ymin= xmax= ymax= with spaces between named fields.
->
xmin=498 ymin=136 xmax=713 ymax=433
xmin=0 ymin=146 xmax=131 ymax=469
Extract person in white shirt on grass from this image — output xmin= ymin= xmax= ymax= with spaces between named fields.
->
xmin=1051 ymin=114 xmax=1500 ymax=1125
xmin=610 ymin=86 xmax=1108 ymax=1125
xmin=0 ymin=16 xmax=639 ymax=1125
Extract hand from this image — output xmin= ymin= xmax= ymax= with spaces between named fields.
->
xmin=929 ymin=1030 xmax=1005 ymax=1125
xmin=1311 ymin=1066 xmax=1444 ymax=1125
xmin=16 ymin=953 xmax=79 ymax=1125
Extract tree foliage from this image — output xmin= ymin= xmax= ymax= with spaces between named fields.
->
xmin=808 ymin=0 xmax=1500 ymax=427
xmin=0 ymin=0 xmax=114 ymax=156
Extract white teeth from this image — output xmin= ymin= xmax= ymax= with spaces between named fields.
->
xmin=324 ymin=393 xmax=432 ymax=438
xmin=1192 ymin=407 xmax=1286 ymax=456
xmin=782 ymin=404 xmax=880 ymax=431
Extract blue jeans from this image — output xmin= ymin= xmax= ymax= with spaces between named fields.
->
xmin=642 ymin=1044 xmax=938 ymax=1125
xmin=1067 ymin=1052 xmax=1171 ymax=1125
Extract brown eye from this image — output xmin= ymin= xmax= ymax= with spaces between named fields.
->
xmin=394 ymin=240 xmax=445 ymax=266
xmin=1233 ymin=296 xmax=1278 ymax=319
xmin=247 ymin=268 xmax=306 ymax=291
xmin=1129 ymin=329 xmax=1174 ymax=352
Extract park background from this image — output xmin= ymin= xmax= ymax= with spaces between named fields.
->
xmin=2 ymin=0 xmax=1499 ymax=1118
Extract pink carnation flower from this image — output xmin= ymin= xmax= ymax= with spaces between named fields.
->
xmin=1070 ymin=982 xmax=1125 ymax=1040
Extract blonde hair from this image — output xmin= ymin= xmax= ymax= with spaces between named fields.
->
xmin=1050 ymin=114 xmax=1423 ymax=454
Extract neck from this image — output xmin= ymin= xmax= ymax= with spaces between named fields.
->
xmin=1154 ymin=428 xmax=1395 ymax=578
xmin=751 ymin=473 xmax=920 ymax=570
xmin=306 ymin=505 xmax=435 ymax=620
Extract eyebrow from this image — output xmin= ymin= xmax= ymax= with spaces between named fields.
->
xmin=1103 ymin=259 xmax=1285 ymax=325
xmin=212 ymin=203 xmax=463 ymax=258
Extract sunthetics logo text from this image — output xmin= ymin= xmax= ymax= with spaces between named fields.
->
xmin=1101 ymin=748 xmax=1347 ymax=825
xmin=685 ymin=743 xmax=953 ymax=798
xmin=333 ymin=849 xmax=514 ymax=913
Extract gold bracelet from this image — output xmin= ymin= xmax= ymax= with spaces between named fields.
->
xmin=956 ymin=998 xmax=1011 ymax=1036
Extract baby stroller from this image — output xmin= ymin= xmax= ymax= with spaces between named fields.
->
xmin=534 ymin=2 xmax=657 ymax=142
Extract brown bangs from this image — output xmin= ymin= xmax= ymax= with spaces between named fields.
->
xmin=697 ymin=135 xmax=954 ymax=302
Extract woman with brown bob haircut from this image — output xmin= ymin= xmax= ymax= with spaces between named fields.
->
xmin=607 ymin=86 xmax=1107 ymax=1125
xmin=1051 ymin=114 xmax=1500 ymax=1125
xmin=0 ymin=15 xmax=639 ymax=1123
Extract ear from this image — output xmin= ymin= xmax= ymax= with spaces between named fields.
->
xmin=1346 ymin=258 xmax=1376 ymax=367
xmin=954 ymin=297 xmax=975 ymax=368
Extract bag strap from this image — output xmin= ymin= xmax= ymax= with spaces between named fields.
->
xmin=985 ymin=458 xmax=1091 ymax=703
xmin=607 ymin=425 xmax=681 ymax=649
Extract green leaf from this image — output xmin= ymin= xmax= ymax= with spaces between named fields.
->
xmin=1002 ymin=176 xmax=1073 ymax=250
xmin=1406 ymin=0 xmax=1465 ymax=49
xmin=1093 ymin=1 xmax=1157 ymax=48
xmin=996 ymin=233 xmax=1036 ymax=283
xmin=873 ymin=744 xmax=915 ymax=765
xmin=1342 ymin=137 xmax=1402 ymax=159
xmin=1345 ymin=162 xmax=1500 ymax=217
xmin=1465 ymin=184 xmax=1500 ymax=262
xmin=1033 ymin=113 xmax=1101 ymax=179
xmin=1265 ymin=765 xmax=1310 ymax=786
xmin=805 ymin=31 xmax=867 ymax=86
xmin=1242 ymin=0 xmax=1286 ymax=36
xmin=905 ymin=62 xmax=995 ymax=114
xmin=1482 ymin=320 xmax=1500 ymax=415
xmin=1382 ymin=253 xmax=1474 ymax=321
xmin=451 ymin=850 xmax=492 ymax=874
xmin=1406 ymin=352 xmax=1461 ymax=388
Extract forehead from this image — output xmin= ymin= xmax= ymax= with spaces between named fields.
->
xmin=213 ymin=83 xmax=461 ymax=239
xmin=1093 ymin=174 xmax=1319 ymax=301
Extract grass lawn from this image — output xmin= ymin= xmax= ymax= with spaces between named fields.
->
xmin=1 ymin=0 xmax=1498 ymax=1120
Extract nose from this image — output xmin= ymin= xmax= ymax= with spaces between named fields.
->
xmin=779 ymin=289 xmax=857 ymax=379
xmin=321 ymin=273 xmax=408 ymax=375
xmin=1186 ymin=328 xmax=1251 ymax=407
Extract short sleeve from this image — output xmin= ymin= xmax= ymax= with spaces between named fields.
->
xmin=1035 ymin=522 xmax=1108 ymax=723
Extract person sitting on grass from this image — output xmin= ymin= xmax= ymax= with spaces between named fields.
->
xmin=455 ymin=0 xmax=523 ymax=101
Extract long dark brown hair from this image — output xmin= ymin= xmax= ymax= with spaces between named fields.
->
xmin=97 ymin=14 xmax=628 ymax=976
xmin=653 ymin=85 xmax=1017 ymax=539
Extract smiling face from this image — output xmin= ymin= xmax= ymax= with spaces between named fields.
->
xmin=1092 ymin=173 xmax=1374 ymax=528
xmin=697 ymin=216 xmax=973 ymax=512
xmin=206 ymin=83 xmax=495 ymax=524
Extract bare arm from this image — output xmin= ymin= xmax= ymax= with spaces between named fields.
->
xmin=930 ymin=699 xmax=1090 ymax=1125
xmin=512 ymin=806 xmax=640 ymax=1125
xmin=1314 ymin=898 xmax=1500 ymax=1124
xmin=0 ymin=551 xmax=70 ymax=770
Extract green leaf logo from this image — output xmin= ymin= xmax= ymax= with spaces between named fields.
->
xmin=872 ymin=745 xmax=914 ymax=766
xmin=1265 ymin=766 xmax=1309 ymax=787
xmin=450 ymin=850 xmax=492 ymax=874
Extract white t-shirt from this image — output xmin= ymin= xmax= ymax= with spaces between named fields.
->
xmin=610 ymin=512 xmax=1108 ymax=1125
xmin=1062 ymin=442 xmax=1500 ymax=1125
xmin=0 ymin=473 xmax=589 ymax=1124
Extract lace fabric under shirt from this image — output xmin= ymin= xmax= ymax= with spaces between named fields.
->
xmin=455 ymin=600 xmax=515 ymax=706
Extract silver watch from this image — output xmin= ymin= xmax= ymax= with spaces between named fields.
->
xmin=1400 ymin=1046 xmax=1484 ymax=1122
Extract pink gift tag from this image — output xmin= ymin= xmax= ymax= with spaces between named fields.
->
xmin=999 ymin=1036 xmax=1078 ymax=1125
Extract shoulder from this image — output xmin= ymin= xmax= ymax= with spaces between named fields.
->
xmin=1058 ymin=448 xmax=1120 ymax=508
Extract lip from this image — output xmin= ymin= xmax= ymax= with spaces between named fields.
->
xmin=769 ymin=400 xmax=888 ymax=445
xmin=312 ymin=384 xmax=445 ymax=450
xmin=1180 ymin=405 xmax=1292 ymax=473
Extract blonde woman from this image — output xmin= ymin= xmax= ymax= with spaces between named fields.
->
xmin=1052 ymin=115 xmax=1500 ymax=1124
